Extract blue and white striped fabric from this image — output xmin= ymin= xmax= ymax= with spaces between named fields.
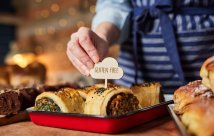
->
xmin=115 ymin=0 xmax=214 ymax=94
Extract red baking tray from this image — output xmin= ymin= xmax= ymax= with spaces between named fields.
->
xmin=27 ymin=100 xmax=173 ymax=134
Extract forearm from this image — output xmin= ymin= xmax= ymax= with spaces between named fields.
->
xmin=95 ymin=22 xmax=120 ymax=45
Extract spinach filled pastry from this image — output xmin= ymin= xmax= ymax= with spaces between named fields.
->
xmin=84 ymin=85 xmax=139 ymax=116
xmin=35 ymin=88 xmax=84 ymax=113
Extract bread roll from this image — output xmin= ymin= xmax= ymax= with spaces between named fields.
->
xmin=173 ymin=80 xmax=213 ymax=114
xmin=173 ymin=80 xmax=214 ymax=136
xmin=9 ymin=62 xmax=46 ymax=87
xmin=173 ymin=56 xmax=214 ymax=136
xmin=200 ymin=56 xmax=214 ymax=92
xmin=181 ymin=100 xmax=214 ymax=136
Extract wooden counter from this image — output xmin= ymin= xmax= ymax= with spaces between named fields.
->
xmin=0 ymin=116 xmax=180 ymax=136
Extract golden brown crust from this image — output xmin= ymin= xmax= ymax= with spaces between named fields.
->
xmin=84 ymin=85 xmax=139 ymax=116
xmin=200 ymin=56 xmax=214 ymax=92
xmin=35 ymin=88 xmax=84 ymax=113
xmin=173 ymin=80 xmax=213 ymax=114
xmin=181 ymin=99 xmax=214 ymax=136
xmin=173 ymin=78 xmax=214 ymax=136
xmin=202 ymin=56 xmax=214 ymax=71
xmin=131 ymin=82 xmax=162 ymax=108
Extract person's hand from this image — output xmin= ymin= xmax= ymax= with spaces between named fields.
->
xmin=67 ymin=27 xmax=109 ymax=76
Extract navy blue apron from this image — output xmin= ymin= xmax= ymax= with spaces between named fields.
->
xmin=116 ymin=0 xmax=214 ymax=93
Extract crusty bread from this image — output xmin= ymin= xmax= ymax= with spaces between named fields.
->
xmin=173 ymin=80 xmax=212 ymax=114
xmin=173 ymin=80 xmax=214 ymax=136
xmin=181 ymin=99 xmax=214 ymax=136
xmin=174 ymin=56 xmax=214 ymax=136
xmin=200 ymin=56 xmax=214 ymax=92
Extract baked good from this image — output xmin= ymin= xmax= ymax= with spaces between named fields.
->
xmin=0 ymin=89 xmax=22 ymax=115
xmin=131 ymin=82 xmax=162 ymax=108
xmin=181 ymin=99 xmax=214 ymax=136
xmin=9 ymin=62 xmax=46 ymax=87
xmin=173 ymin=80 xmax=214 ymax=136
xmin=35 ymin=88 xmax=84 ymax=113
xmin=37 ymin=83 xmax=79 ymax=93
xmin=0 ymin=87 xmax=40 ymax=116
xmin=173 ymin=80 xmax=213 ymax=114
xmin=0 ymin=65 xmax=10 ymax=86
xmin=173 ymin=56 xmax=214 ymax=136
xmin=84 ymin=85 xmax=139 ymax=116
xmin=200 ymin=56 xmax=214 ymax=92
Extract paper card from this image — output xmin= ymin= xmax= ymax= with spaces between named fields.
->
xmin=90 ymin=57 xmax=124 ymax=88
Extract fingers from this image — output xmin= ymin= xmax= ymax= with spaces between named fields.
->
xmin=77 ymin=27 xmax=100 ymax=63
xmin=69 ymin=33 xmax=94 ymax=70
xmin=66 ymin=47 xmax=90 ymax=76
xmin=67 ymin=27 xmax=108 ymax=76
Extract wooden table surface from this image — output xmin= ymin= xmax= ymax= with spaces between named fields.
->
xmin=0 ymin=116 xmax=180 ymax=136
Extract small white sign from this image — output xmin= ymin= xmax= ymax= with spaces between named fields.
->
xmin=90 ymin=57 xmax=124 ymax=88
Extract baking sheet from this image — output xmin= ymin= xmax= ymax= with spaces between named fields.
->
xmin=167 ymin=104 xmax=189 ymax=136
xmin=27 ymin=100 xmax=173 ymax=133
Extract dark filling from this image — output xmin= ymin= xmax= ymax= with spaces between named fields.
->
xmin=35 ymin=97 xmax=61 ymax=112
xmin=107 ymin=93 xmax=139 ymax=116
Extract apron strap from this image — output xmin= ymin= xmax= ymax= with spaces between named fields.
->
xmin=132 ymin=0 xmax=214 ymax=84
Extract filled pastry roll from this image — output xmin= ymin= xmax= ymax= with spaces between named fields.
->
xmin=35 ymin=88 xmax=84 ymax=113
xmin=131 ymin=82 xmax=162 ymax=108
xmin=84 ymin=86 xmax=139 ymax=116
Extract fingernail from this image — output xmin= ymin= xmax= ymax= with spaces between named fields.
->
xmin=85 ymin=69 xmax=90 ymax=76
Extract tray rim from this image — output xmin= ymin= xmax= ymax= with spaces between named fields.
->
xmin=167 ymin=104 xmax=189 ymax=136
xmin=27 ymin=100 xmax=173 ymax=119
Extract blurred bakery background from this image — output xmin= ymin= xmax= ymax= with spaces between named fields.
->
xmin=0 ymin=0 xmax=119 ymax=88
